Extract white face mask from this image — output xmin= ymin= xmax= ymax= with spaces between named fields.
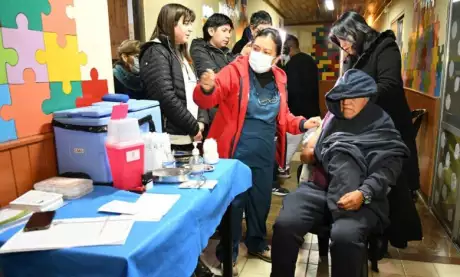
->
xmin=282 ymin=54 xmax=290 ymax=64
xmin=249 ymin=50 xmax=274 ymax=73
xmin=132 ymin=57 xmax=140 ymax=73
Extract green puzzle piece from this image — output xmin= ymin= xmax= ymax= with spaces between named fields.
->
xmin=0 ymin=31 xmax=18 ymax=84
xmin=0 ymin=0 xmax=51 ymax=31
xmin=42 ymin=81 xmax=83 ymax=115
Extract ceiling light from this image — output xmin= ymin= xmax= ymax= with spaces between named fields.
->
xmin=325 ymin=0 xmax=335 ymax=11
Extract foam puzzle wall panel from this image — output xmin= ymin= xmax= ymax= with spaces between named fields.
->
xmin=0 ymin=69 xmax=52 ymax=138
xmin=0 ymin=0 xmax=114 ymax=143
xmin=2 ymin=14 xmax=48 ymax=84
xmin=36 ymin=33 xmax=87 ymax=94
xmin=311 ymin=25 xmax=340 ymax=81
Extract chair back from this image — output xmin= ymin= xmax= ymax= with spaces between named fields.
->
xmin=412 ymin=109 xmax=426 ymax=136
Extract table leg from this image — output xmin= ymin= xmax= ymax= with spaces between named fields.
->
xmin=221 ymin=205 xmax=233 ymax=277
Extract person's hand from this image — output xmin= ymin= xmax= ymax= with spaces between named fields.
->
xmin=241 ymin=42 xmax=252 ymax=56
xmin=200 ymin=69 xmax=216 ymax=92
xmin=304 ymin=116 xmax=322 ymax=130
xmin=337 ymin=190 xmax=364 ymax=211
xmin=198 ymin=122 xmax=205 ymax=132
xmin=193 ymin=130 xmax=203 ymax=142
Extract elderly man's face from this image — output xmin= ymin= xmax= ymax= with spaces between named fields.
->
xmin=341 ymin=97 xmax=369 ymax=119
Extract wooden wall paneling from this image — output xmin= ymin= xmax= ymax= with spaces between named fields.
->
xmin=404 ymin=88 xmax=440 ymax=197
xmin=0 ymin=151 xmax=17 ymax=207
xmin=267 ymin=0 xmax=389 ymax=25
xmin=108 ymin=0 xmax=130 ymax=59
xmin=0 ymin=133 xmax=58 ymax=207
xmin=10 ymin=146 xmax=33 ymax=196
xmin=318 ymin=80 xmax=336 ymax=117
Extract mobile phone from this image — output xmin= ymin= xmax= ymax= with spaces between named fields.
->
xmin=24 ymin=211 xmax=56 ymax=232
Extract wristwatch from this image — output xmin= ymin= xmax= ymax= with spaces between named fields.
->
xmin=358 ymin=189 xmax=372 ymax=205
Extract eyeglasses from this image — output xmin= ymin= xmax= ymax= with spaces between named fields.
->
xmin=257 ymin=94 xmax=279 ymax=106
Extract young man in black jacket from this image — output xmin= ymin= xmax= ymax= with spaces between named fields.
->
xmin=232 ymin=10 xmax=272 ymax=55
xmin=191 ymin=13 xmax=236 ymax=133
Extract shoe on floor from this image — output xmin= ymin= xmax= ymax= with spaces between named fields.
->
xmin=200 ymin=255 xmax=238 ymax=276
xmin=193 ymin=259 xmax=214 ymax=277
xmin=272 ymin=187 xmax=290 ymax=196
xmin=277 ymin=167 xmax=291 ymax=179
xmin=220 ymin=262 xmax=239 ymax=276
xmin=199 ymin=255 xmax=222 ymax=276
xmin=248 ymin=246 xmax=271 ymax=263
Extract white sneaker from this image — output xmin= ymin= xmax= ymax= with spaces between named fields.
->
xmin=199 ymin=255 xmax=221 ymax=276
xmin=221 ymin=262 xmax=239 ymax=276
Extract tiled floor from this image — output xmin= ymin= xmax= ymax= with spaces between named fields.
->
xmin=204 ymin=158 xmax=460 ymax=276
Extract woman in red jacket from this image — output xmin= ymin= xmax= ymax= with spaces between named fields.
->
xmin=194 ymin=28 xmax=320 ymax=274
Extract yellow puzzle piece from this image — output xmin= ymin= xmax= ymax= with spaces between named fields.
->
xmin=36 ymin=33 xmax=87 ymax=93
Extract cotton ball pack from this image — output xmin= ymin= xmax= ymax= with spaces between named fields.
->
xmin=203 ymin=138 xmax=219 ymax=165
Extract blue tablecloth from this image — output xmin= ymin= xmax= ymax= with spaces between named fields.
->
xmin=0 ymin=159 xmax=251 ymax=277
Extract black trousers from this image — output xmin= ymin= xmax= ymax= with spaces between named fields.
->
xmin=272 ymin=161 xmax=279 ymax=189
xmin=271 ymin=182 xmax=379 ymax=277
xmin=216 ymin=165 xmax=273 ymax=262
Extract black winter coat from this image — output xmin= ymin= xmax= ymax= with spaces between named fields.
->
xmin=342 ymin=30 xmax=422 ymax=247
xmin=139 ymin=35 xmax=200 ymax=137
xmin=190 ymin=38 xmax=236 ymax=128
xmin=285 ymin=52 xmax=320 ymax=119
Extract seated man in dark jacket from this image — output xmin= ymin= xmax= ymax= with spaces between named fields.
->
xmin=271 ymin=69 xmax=409 ymax=277
xmin=191 ymin=13 xmax=236 ymax=134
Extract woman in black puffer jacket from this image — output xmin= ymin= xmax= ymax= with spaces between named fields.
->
xmin=140 ymin=3 xmax=205 ymax=149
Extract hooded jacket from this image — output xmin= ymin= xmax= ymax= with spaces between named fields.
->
xmin=193 ymin=55 xmax=306 ymax=167
xmin=139 ymin=35 xmax=200 ymax=137
xmin=315 ymin=69 xmax=409 ymax=227
xmin=316 ymin=69 xmax=422 ymax=247
xmin=341 ymin=30 xmax=420 ymax=192
xmin=190 ymin=38 xmax=237 ymax=127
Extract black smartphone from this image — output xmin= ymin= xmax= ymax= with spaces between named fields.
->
xmin=24 ymin=211 xmax=56 ymax=232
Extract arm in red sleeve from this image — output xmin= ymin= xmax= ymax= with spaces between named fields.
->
xmin=193 ymin=64 xmax=235 ymax=109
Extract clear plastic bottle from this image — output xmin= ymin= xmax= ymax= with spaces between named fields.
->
xmin=162 ymin=146 xmax=176 ymax=168
xmin=189 ymin=141 xmax=204 ymax=179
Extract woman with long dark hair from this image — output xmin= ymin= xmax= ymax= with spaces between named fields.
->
xmin=140 ymin=3 xmax=206 ymax=149
xmin=329 ymin=11 xmax=422 ymax=250
xmin=195 ymin=28 xmax=321 ymax=275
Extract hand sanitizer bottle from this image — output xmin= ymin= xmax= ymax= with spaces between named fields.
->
xmin=189 ymin=141 xmax=204 ymax=178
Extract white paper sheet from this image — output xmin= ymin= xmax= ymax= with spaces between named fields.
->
xmin=179 ymin=180 xmax=218 ymax=189
xmin=98 ymin=200 xmax=139 ymax=215
xmin=97 ymin=194 xmax=181 ymax=222
xmin=0 ymin=216 xmax=134 ymax=254
xmin=133 ymin=193 xmax=181 ymax=222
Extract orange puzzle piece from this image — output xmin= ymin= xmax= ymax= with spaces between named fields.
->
xmin=42 ymin=0 xmax=76 ymax=47
xmin=76 ymin=68 xmax=108 ymax=107
xmin=0 ymin=69 xmax=52 ymax=138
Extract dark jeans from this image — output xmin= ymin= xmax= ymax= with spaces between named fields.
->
xmin=271 ymin=182 xmax=379 ymax=277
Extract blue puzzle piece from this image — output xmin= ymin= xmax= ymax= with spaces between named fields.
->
xmin=0 ymin=0 xmax=51 ymax=31
xmin=0 ymin=84 xmax=18 ymax=142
